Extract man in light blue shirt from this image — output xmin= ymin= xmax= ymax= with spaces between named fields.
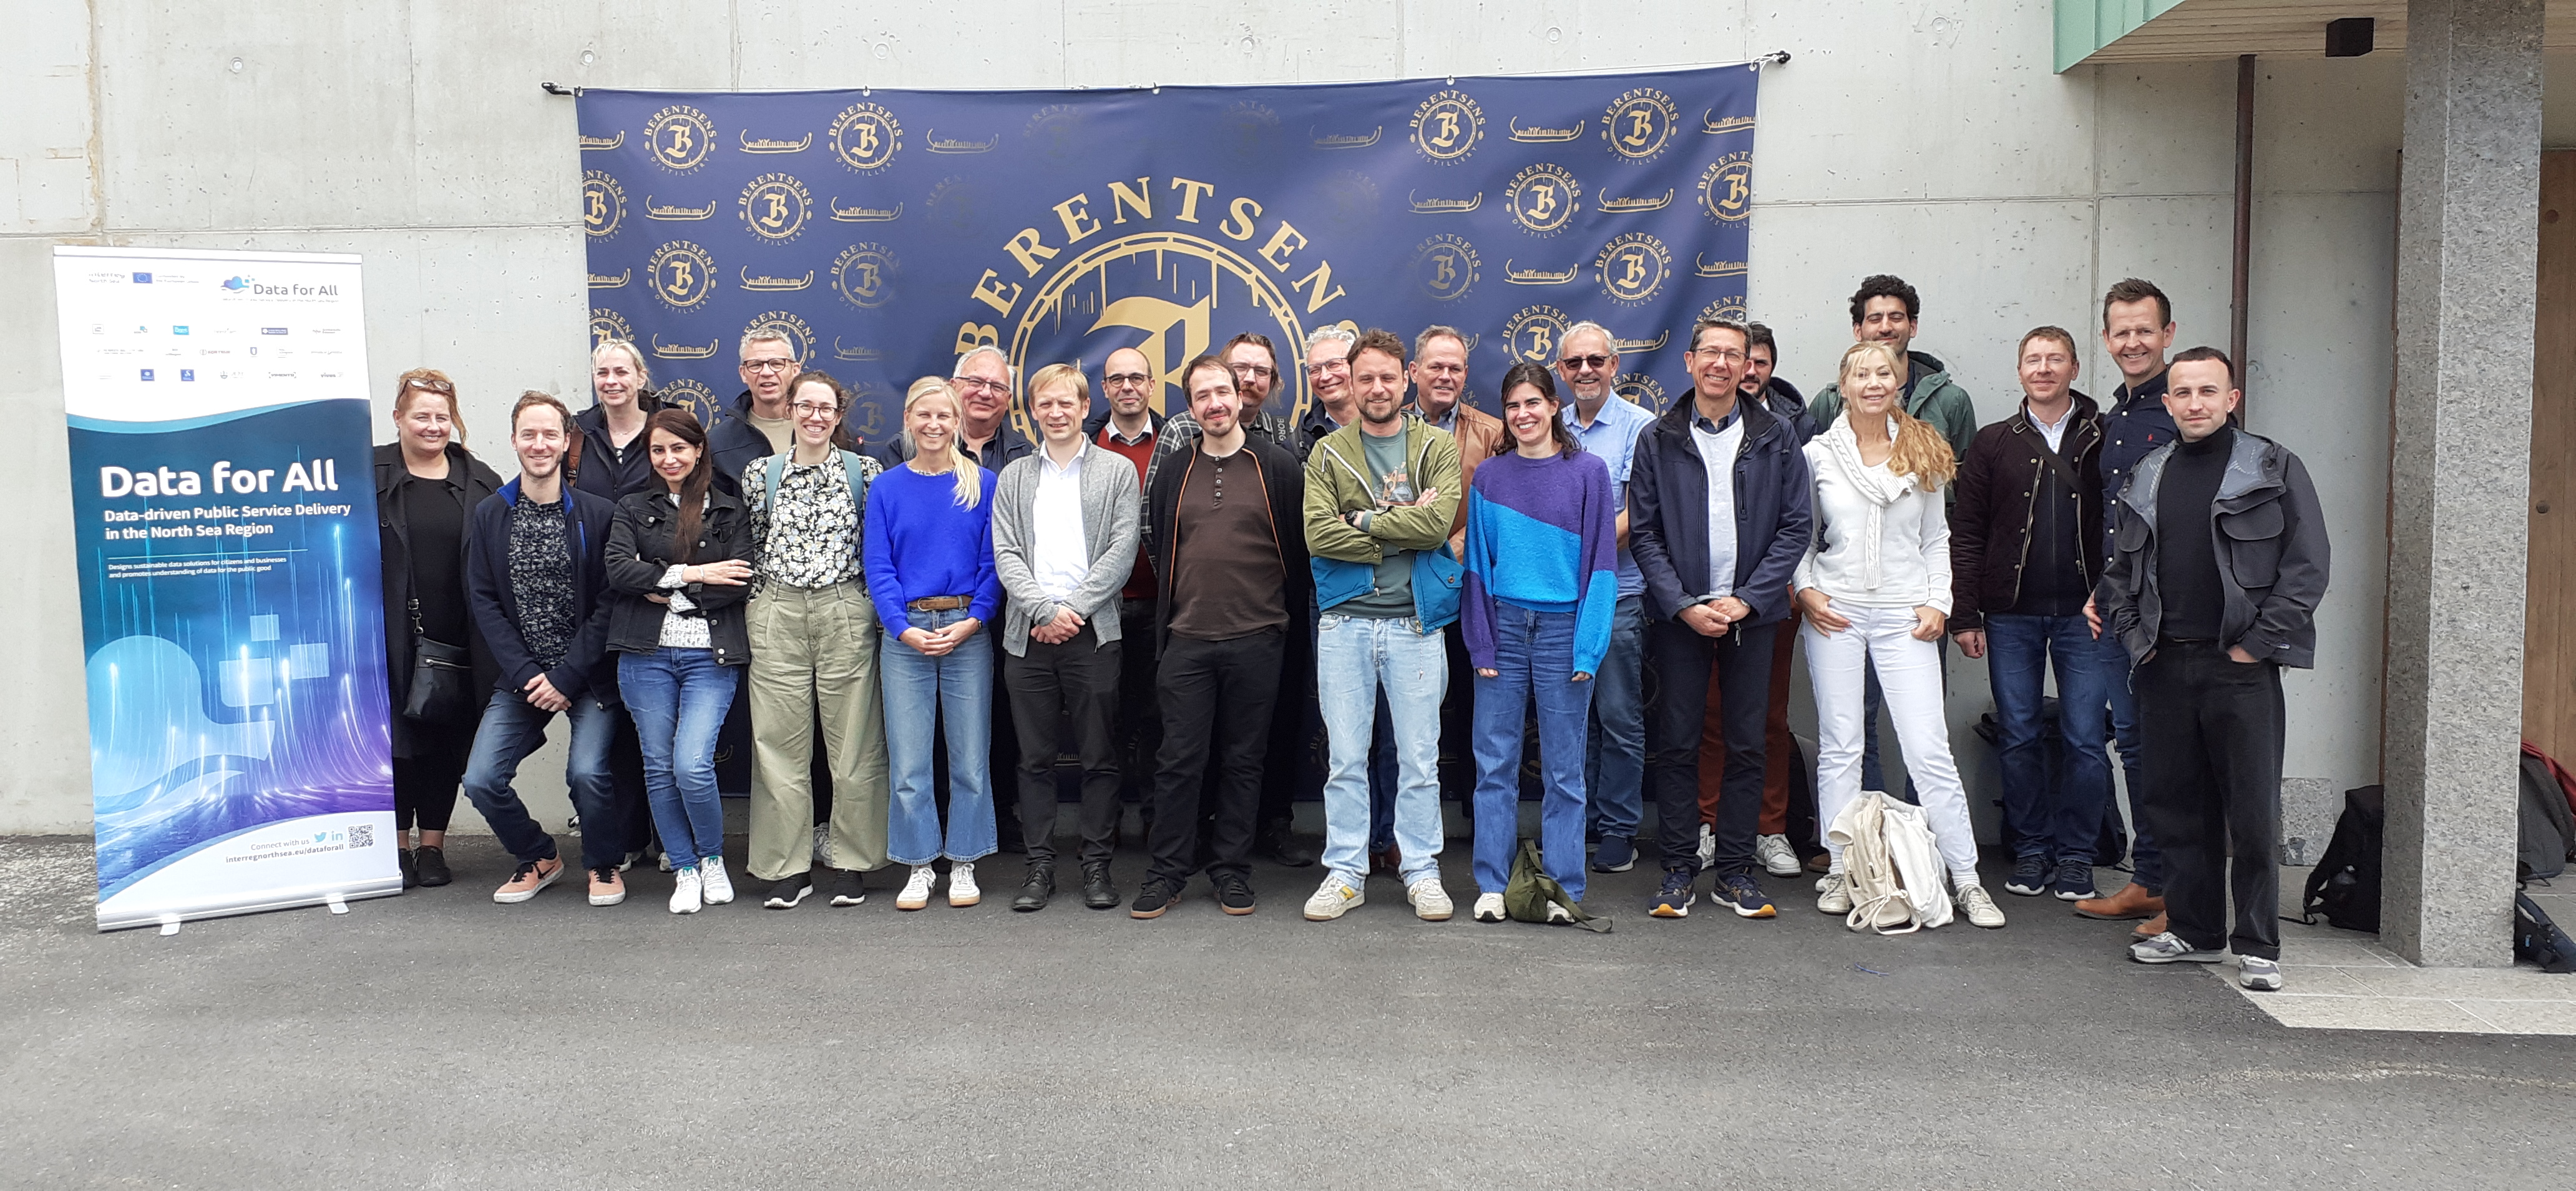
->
xmin=1557 ymin=321 xmax=1657 ymax=872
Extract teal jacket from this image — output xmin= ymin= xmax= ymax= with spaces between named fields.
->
xmin=1302 ymin=418 xmax=1465 ymax=630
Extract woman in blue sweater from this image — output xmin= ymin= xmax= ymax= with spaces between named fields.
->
xmin=1460 ymin=361 xmax=1620 ymax=922
xmin=865 ymin=377 xmax=1005 ymax=911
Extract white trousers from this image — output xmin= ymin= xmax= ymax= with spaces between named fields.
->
xmin=1804 ymin=602 xmax=1980 ymax=880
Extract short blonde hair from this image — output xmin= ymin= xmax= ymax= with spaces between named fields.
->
xmin=902 ymin=377 xmax=982 ymax=509
xmin=393 ymin=368 xmax=466 ymax=443
xmin=590 ymin=340 xmax=652 ymax=387
xmin=1027 ymin=363 xmax=1089 ymax=406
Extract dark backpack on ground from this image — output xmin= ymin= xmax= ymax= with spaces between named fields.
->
xmin=2514 ymin=892 xmax=2576 ymax=974
xmin=2518 ymin=746 xmax=2576 ymax=881
xmin=2300 ymin=785 xmax=2384 ymax=933
xmin=1976 ymin=698 xmax=2130 ymax=866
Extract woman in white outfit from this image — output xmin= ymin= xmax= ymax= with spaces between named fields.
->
xmin=1797 ymin=340 xmax=2005 ymax=929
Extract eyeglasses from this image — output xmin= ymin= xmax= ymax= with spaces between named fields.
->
xmin=741 ymin=359 xmax=796 ymax=373
xmin=1557 ymin=355 xmax=1612 ymax=372
xmin=405 ymin=378 xmax=454 ymax=393
xmin=1690 ymin=348 xmax=1749 ymax=365
xmin=1232 ymin=365 xmax=1276 ymax=381
xmin=1104 ymin=371 xmax=1151 ymax=389
xmin=1307 ymin=358 xmax=1350 ymax=376
xmin=790 ymin=401 xmax=838 ymax=418
xmin=954 ymin=376 xmax=1010 ymax=398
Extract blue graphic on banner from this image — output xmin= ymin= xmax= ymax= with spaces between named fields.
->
xmin=577 ymin=66 xmax=1757 ymax=438
xmin=70 ymin=401 xmax=391 ymax=904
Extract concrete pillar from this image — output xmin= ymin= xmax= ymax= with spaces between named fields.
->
xmin=2381 ymin=0 xmax=2544 ymax=967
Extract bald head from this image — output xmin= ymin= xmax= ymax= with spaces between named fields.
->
xmin=1102 ymin=346 xmax=1153 ymax=423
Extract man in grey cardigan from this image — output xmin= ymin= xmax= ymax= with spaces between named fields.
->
xmin=992 ymin=363 xmax=1144 ymax=911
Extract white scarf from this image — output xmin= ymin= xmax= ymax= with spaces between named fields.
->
xmin=1821 ymin=413 xmax=1916 ymax=594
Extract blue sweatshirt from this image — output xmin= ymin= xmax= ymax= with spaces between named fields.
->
xmin=863 ymin=463 xmax=1002 ymax=637
xmin=1461 ymin=449 xmax=1620 ymax=676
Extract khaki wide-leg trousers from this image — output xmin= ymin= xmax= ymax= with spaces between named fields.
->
xmin=745 ymin=580 xmax=890 ymax=878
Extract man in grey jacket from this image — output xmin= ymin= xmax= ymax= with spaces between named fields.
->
xmin=992 ymin=363 xmax=1143 ymax=912
xmin=2092 ymin=347 xmax=2328 ymax=992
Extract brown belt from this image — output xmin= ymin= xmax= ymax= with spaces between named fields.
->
xmin=907 ymin=595 xmax=972 ymax=612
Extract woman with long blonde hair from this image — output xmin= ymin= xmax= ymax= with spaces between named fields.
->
xmin=865 ymin=378 xmax=1003 ymax=911
xmin=1797 ymin=340 xmax=2004 ymax=929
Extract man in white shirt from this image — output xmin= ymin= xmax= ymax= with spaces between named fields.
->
xmin=990 ymin=365 xmax=1142 ymax=912
xmin=1558 ymin=322 xmax=1657 ymax=873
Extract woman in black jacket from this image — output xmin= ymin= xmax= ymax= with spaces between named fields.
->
xmin=608 ymin=410 xmax=755 ymax=914
xmin=376 ymin=368 xmax=504 ymax=889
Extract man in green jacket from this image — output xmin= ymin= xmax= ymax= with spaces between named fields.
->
xmin=1806 ymin=273 xmax=1980 ymax=799
xmin=1300 ymin=328 xmax=1465 ymax=924
xmin=1806 ymin=273 xmax=1979 ymax=469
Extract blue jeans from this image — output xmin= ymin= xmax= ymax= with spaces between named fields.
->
xmin=2099 ymin=628 xmax=2162 ymax=890
xmin=618 ymin=648 xmax=739 ymax=872
xmin=1473 ymin=605 xmax=1595 ymax=901
xmin=1986 ymin=614 xmax=2114 ymax=862
xmin=1317 ymin=613 xmax=1447 ymax=885
xmin=459 ymin=689 xmax=622 ymax=870
xmin=880 ymin=607 xmax=997 ymax=865
xmin=1583 ymin=594 xmax=1647 ymax=840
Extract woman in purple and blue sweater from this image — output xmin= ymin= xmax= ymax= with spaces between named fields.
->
xmin=1460 ymin=361 xmax=1621 ymax=921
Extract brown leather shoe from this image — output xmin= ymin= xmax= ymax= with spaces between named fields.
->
xmin=2132 ymin=911 xmax=2169 ymax=939
xmin=2073 ymin=881 xmax=2164 ymax=921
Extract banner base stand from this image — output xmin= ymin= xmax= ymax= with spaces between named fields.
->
xmin=157 ymin=914 xmax=180 ymax=936
xmin=326 ymin=893 xmax=349 ymax=914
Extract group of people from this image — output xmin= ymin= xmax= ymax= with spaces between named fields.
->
xmin=374 ymin=273 xmax=2328 ymax=989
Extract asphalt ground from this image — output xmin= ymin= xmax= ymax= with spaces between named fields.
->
xmin=4 ymin=830 xmax=2572 ymax=1189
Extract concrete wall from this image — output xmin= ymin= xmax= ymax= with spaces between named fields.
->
xmin=0 ymin=0 xmax=2539 ymax=836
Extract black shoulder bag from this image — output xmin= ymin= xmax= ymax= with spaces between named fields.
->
xmin=401 ymin=601 xmax=477 ymax=725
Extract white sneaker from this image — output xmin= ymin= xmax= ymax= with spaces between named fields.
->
xmin=699 ymin=856 xmax=734 ymax=905
xmin=895 ymin=865 xmax=936 ymax=911
xmin=1695 ymin=822 xmax=1716 ymax=868
xmin=948 ymin=862 xmax=981 ymax=908
xmin=1956 ymin=881 xmax=2006 ymax=929
xmin=1473 ymin=891 xmax=1506 ymax=922
xmin=1544 ymin=901 xmax=1576 ymax=923
xmin=1302 ymin=873 xmax=1364 ymax=921
xmin=1755 ymin=833 xmax=1802 ymax=878
xmin=1817 ymin=871 xmax=1853 ymax=915
xmin=1407 ymin=878 xmax=1454 ymax=921
xmin=668 ymin=868 xmax=703 ymax=914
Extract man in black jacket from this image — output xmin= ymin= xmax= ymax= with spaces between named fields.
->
xmin=1951 ymin=328 xmax=2114 ymax=903
xmin=1628 ymin=318 xmax=1812 ymax=921
xmin=460 ymin=394 xmax=628 ymax=908
xmin=707 ymin=326 xmax=799 ymax=488
xmin=1133 ymin=355 xmax=1310 ymax=920
xmin=2093 ymin=348 xmax=2328 ymax=991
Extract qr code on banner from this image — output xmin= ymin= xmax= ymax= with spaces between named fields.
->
xmin=348 ymin=825 xmax=374 ymax=848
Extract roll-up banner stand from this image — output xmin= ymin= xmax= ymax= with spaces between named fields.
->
xmin=54 ymin=247 xmax=399 ymax=931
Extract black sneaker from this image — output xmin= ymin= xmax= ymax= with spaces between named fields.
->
xmin=763 ymin=873 xmax=814 ymax=909
xmin=1649 ymin=869 xmax=1695 ymax=918
xmin=1131 ymin=876 xmax=1184 ymax=919
xmin=2052 ymin=859 xmax=2099 ymax=901
xmin=399 ymin=848 xmax=419 ymax=890
xmin=827 ymin=868 xmax=867 ymax=906
xmin=1254 ymin=818 xmax=1317 ymax=868
xmin=1213 ymin=873 xmax=1257 ymax=916
xmin=413 ymin=845 xmax=452 ymax=888
xmin=2004 ymin=853 xmax=2050 ymax=897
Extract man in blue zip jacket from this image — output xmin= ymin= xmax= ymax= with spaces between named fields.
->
xmin=459 ymin=393 xmax=627 ymax=908
xmin=1628 ymin=318 xmax=1813 ymax=920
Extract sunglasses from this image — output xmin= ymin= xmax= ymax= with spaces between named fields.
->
xmin=406 ymin=378 xmax=455 ymax=394
xmin=1557 ymin=355 xmax=1612 ymax=372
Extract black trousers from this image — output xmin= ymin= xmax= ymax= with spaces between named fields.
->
xmin=1647 ymin=617 xmax=1777 ymax=876
xmin=392 ymin=720 xmax=475 ymax=833
xmin=1149 ymin=629 xmax=1283 ymax=885
xmin=1005 ymin=624 xmax=1123 ymax=866
xmin=1260 ymin=609 xmax=1316 ymax=828
xmin=2134 ymin=640 xmax=2283 ymax=959
xmin=1116 ymin=598 xmax=1163 ymax=800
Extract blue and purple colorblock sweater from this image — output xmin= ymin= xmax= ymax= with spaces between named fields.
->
xmin=1461 ymin=449 xmax=1620 ymax=675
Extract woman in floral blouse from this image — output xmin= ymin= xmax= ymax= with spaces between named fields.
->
xmin=738 ymin=371 xmax=889 ymax=911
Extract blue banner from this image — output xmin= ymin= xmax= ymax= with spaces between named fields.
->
xmin=54 ymin=248 xmax=399 ymax=931
xmin=577 ymin=65 xmax=1759 ymax=436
